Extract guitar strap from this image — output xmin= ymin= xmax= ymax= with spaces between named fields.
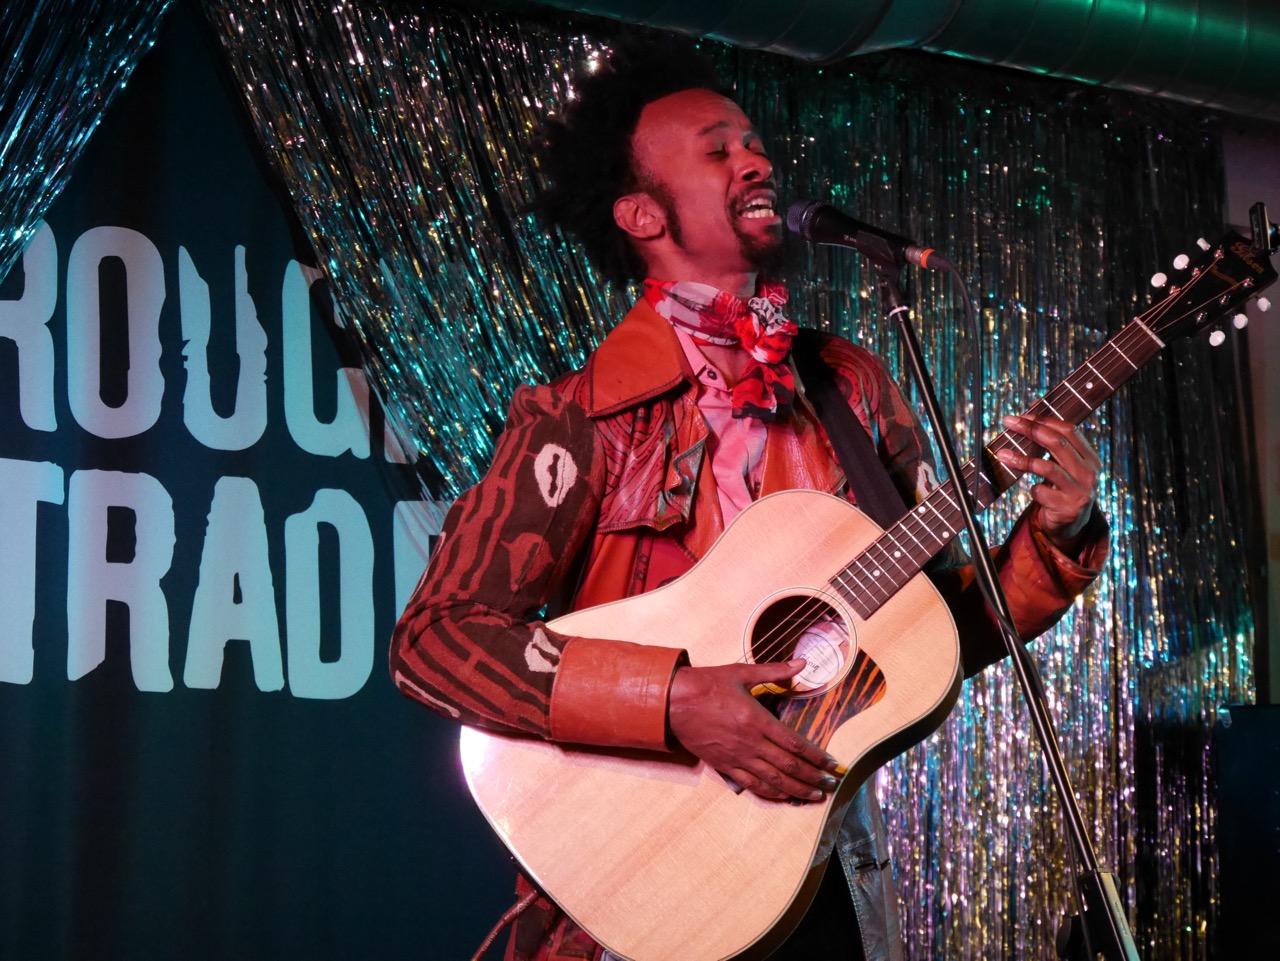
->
xmin=785 ymin=330 xmax=908 ymax=961
xmin=791 ymin=329 xmax=910 ymax=530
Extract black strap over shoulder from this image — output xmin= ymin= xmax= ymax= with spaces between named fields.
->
xmin=791 ymin=329 xmax=909 ymax=530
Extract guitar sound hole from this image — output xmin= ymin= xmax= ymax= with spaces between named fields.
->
xmin=748 ymin=593 xmax=855 ymax=697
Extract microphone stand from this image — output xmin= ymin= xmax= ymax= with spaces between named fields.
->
xmin=870 ymin=260 xmax=1140 ymax=961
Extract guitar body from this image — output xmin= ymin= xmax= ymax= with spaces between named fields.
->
xmin=460 ymin=490 xmax=963 ymax=961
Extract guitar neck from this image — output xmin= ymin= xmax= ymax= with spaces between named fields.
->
xmin=829 ymin=316 xmax=1167 ymax=620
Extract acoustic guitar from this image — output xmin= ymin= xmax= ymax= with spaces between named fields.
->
xmin=459 ymin=217 xmax=1278 ymax=961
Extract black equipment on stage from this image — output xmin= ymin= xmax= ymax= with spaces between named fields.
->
xmin=1214 ymin=703 xmax=1280 ymax=958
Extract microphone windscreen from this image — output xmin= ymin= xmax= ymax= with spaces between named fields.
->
xmin=785 ymin=200 xmax=821 ymax=238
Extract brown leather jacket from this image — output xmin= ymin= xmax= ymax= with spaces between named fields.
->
xmin=391 ymin=299 xmax=1110 ymax=960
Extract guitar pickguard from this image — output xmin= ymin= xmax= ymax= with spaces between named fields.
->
xmin=775 ymin=650 xmax=886 ymax=750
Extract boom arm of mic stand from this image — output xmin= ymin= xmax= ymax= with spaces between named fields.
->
xmin=870 ymin=262 xmax=1139 ymax=961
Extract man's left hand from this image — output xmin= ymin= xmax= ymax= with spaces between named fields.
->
xmin=996 ymin=414 xmax=1101 ymax=552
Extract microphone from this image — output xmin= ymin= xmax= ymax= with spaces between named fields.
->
xmin=785 ymin=200 xmax=952 ymax=271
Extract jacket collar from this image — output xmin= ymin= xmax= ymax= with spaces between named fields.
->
xmin=581 ymin=298 xmax=696 ymax=418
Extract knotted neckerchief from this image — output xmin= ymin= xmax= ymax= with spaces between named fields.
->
xmin=643 ymin=279 xmax=798 ymax=421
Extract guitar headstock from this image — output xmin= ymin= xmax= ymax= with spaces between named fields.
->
xmin=1143 ymin=201 xmax=1279 ymax=346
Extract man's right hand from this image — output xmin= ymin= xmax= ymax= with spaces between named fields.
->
xmin=667 ymin=660 xmax=842 ymax=801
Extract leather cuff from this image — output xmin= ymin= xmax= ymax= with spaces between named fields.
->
xmin=1029 ymin=504 xmax=1110 ymax=582
xmin=549 ymin=637 xmax=686 ymax=751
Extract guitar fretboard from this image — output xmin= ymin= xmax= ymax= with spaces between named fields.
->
xmin=828 ymin=316 xmax=1167 ymax=620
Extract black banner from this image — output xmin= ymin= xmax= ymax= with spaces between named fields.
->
xmin=0 ymin=4 xmax=510 ymax=958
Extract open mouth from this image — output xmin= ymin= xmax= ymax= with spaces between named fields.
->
xmin=737 ymin=194 xmax=779 ymax=221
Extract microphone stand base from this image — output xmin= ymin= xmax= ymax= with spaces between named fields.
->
xmin=1055 ymin=871 xmax=1140 ymax=961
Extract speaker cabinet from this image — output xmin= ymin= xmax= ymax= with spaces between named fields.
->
xmin=1213 ymin=703 xmax=1280 ymax=957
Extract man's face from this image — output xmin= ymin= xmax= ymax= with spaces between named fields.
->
xmin=627 ymin=88 xmax=784 ymax=283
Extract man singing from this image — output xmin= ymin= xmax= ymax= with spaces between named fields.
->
xmin=391 ymin=38 xmax=1108 ymax=961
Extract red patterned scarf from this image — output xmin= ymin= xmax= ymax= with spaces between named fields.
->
xmin=643 ymin=279 xmax=798 ymax=421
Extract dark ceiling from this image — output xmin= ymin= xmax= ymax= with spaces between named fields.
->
xmin=525 ymin=1 xmax=1280 ymax=122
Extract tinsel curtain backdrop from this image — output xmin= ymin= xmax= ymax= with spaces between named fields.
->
xmin=197 ymin=1 xmax=1258 ymax=957
xmin=45 ymin=0 xmax=1256 ymax=956
xmin=0 ymin=0 xmax=172 ymax=285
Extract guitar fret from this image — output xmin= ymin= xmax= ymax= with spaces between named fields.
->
xmin=875 ymin=542 xmax=917 ymax=587
xmin=1004 ymin=435 xmax=1031 ymax=454
xmin=977 ymin=471 xmax=1001 ymax=507
xmin=1063 ymin=380 xmax=1087 ymax=405
xmin=845 ymin=525 xmax=927 ymax=613
xmin=836 ymin=568 xmax=880 ymax=620
xmin=921 ymin=499 xmax=950 ymax=534
xmin=932 ymin=484 xmax=965 ymax=522
xmin=865 ymin=562 xmax=895 ymax=603
xmin=905 ymin=518 xmax=941 ymax=561
xmin=841 ymin=554 xmax=893 ymax=609
xmin=1131 ymin=317 xmax=1166 ymax=348
xmin=831 ymin=575 xmax=857 ymax=613
xmin=1110 ymin=340 xmax=1142 ymax=371
xmin=877 ymin=536 xmax=914 ymax=577
xmin=864 ymin=546 xmax=890 ymax=578
xmin=850 ymin=556 xmax=893 ymax=605
xmin=1083 ymin=360 xmax=1114 ymax=391
xmin=897 ymin=517 xmax=930 ymax=555
xmin=838 ymin=451 xmax=1059 ymax=619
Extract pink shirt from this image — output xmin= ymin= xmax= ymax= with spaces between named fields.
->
xmin=672 ymin=327 xmax=766 ymax=523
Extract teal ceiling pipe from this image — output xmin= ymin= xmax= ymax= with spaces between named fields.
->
xmin=527 ymin=0 xmax=1280 ymax=121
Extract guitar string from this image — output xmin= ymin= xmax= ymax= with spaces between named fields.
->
xmin=844 ymin=296 xmax=1179 ymax=579
xmin=748 ymin=315 xmax=1157 ymax=663
xmin=821 ymin=267 xmax=1249 ymax=657
xmin=739 ymin=325 xmax=1208 ymax=699
xmin=822 ymin=259 xmax=1250 ymax=615
xmin=742 ymin=322 xmax=1151 ymax=671
xmin=738 ymin=315 xmax=1162 ymax=673
xmin=737 ymin=262 xmax=1244 ymax=682
xmin=821 ymin=275 xmax=1221 ymax=612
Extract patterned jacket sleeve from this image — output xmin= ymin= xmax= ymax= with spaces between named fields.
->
xmin=389 ymin=384 xmax=685 ymax=750
xmin=823 ymin=334 xmax=1111 ymax=678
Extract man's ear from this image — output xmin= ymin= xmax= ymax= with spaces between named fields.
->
xmin=613 ymin=192 xmax=664 ymax=241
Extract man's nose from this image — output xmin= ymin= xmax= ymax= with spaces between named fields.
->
xmin=739 ymin=150 xmax=773 ymax=182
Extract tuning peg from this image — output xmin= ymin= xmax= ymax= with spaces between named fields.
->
xmin=1196 ymin=238 xmax=1211 ymax=250
xmin=1173 ymin=254 xmax=1191 ymax=270
xmin=1150 ymin=272 xmax=1168 ymax=288
xmin=1209 ymin=330 xmax=1227 ymax=346
xmin=1234 ymin=313 xmax=1249 ymax=329
xmin=1258 ymin=297 xmax=1272 ymax=312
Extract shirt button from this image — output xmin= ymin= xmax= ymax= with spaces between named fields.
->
xmin=707 ymin=370 xmax=717 ymax=380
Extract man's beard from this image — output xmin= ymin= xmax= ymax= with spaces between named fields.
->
xmin=735 ymin=219 xmax=786 ymax=274
xmin=649 ymin=180 xmax=787 ymax=277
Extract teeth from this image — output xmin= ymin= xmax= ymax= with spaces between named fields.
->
xmin=739 ymin=199 xmax=776 ymax=219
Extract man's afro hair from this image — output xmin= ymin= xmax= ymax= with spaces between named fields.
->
xmin=532 ymin=34 xmax=730 ymax=288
